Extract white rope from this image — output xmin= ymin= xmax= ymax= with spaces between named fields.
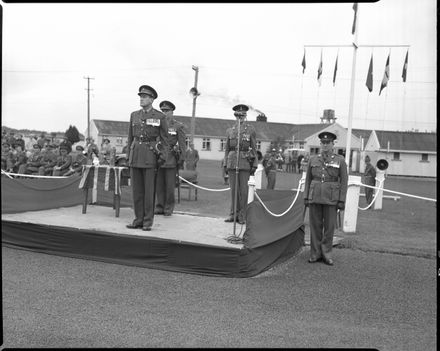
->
xmin=358 ymin=178 xmax=384 ymax=210
xmin=349 ymin=179 xmax=436 ymax=203
xmin=253 ymin=179 xmax=305 ymax=217
xmin=1 ymin=171 xmax=69 ymax=179
xmin=178 ymin=175 xmax=230 ymax=192
xmin=1 ymin=169 xmax=14 ymax=178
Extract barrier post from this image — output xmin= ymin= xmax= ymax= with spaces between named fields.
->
xmin=254 ymin=164 xmax=264 ymax=190
xmin=247 ymin=175 xmax=256 ymax=204
xmin=343 ymin=175 xmax=361 ymax=233
xmin=374 ymin=170 xmax=385 ymax=210
xmin=300 ymin=171 xmax=307 ymax=192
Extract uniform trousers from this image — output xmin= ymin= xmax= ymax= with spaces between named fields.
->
xmin=364 ymin=180 xmax=375 ymax=205
xmin=228 ymin=169 xmax=250 ymax=221
xmin=130 ymin=167 xmax=156 ymax=227
xmin=266 ymin=170 xmax=276 ymax=189
xmin=308 ymin=203 xmax=337 ymax=260
xmin=155 ymin=167 xmax=177 ymax=214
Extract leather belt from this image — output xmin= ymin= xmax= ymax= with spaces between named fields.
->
xmin=312 ymin=176 xmax=338 ymax=182
xmin=133 ymin=137 xmax=156 ymax=143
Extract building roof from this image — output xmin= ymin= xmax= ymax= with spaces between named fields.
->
xmin=375 ymin=130 xmax=437 ymax=152
xmin=351 ymin=128 xmax=373 ymax=141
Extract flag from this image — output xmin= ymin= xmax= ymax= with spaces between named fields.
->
xmin=379 ymin=54 xmax=390 ymax=96
xmin=352 ymin=3 xmax=358 ymax=35
xmin=301 ymin=49 xmax=306 ymax=73
xmin=333 ymin=54 xmax=338 ymax=86
xmin=317 ymin=50 xmax=323 ymax=86
xmin=402 ymin=50 xmax=408 ymax=82
xmin=366 ymin=54 xmax=373 ymax=92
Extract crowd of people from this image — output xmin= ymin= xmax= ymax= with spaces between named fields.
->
xmin=1 ymin=131 xmax=117 ymax=177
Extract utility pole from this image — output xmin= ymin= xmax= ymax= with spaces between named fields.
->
xmin=84 ymin=76 xmax=94 ymax=139
xmin=190 ymin=66 xmax=200 ymax=143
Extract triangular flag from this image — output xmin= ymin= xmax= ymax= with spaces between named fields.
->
xmin=379 ymin=53 xmax=390 ymax=96
xmin=302 ymin=49 xmax=306 ymax=74
xmin=402 ymin=50 xmax=408 ymax=82
xmin=317 ymin=50 xmax=323 ymax=86
xmin=333 ymin=54 xmax=338 ymax=86
xmin=352 ymin=3 xmax=358 ymax=35
xmin=366 ymin=54 xmax=373 ymax=92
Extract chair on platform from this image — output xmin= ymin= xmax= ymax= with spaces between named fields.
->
xmin=176 ymin=170 xmax=198 ymax=203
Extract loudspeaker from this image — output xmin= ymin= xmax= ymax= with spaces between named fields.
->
xmin=376 ymin=159 xmax=389 ymax=171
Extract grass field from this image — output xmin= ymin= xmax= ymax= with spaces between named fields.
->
xmin=174 ymin=159 xmax=437 ymax=258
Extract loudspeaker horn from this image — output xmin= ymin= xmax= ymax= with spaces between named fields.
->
xmin=376 ymin=159 xmax=389 ymax=171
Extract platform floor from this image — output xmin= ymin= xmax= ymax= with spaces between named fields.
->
xmin=2 ymin=205 xmax=245 ymax=249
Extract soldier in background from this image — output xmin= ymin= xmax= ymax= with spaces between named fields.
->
xmin=99 ymin=138 xmax=112 ymax=165
xmin=363 ymin=155 xmax=376 ymax=207
xmin=303 ymin=131 xmax=348 ymax=266
xmin=125 ymin=84 xmax=169 ymax=231
xmin=223 ymin=104 xmax=257 ymax=224
xmin=85 ymin=137 xmax=99 ymax=164
xmin=263 ymin=148 xmax=277 ymax=189
xmin=185 ymin=142 xmax=199 ymax=171
xmin=10 ymin=144 xmax=28 ymax=173
xmin=18 ymin=144 xmax=44 ymax=174
xmin=1 ymin=142 xmax=13 ymax=171
xmin=154 ymin=100 xmax=186 ymax=216
xmin=64 ymin=145 xmax=88 ymax=176
xmin=52 ymin=145 xmax=73 ymax=176
xmin=38 ymin=144 xmax=58 ymax=175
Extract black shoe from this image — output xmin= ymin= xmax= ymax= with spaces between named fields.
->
xmin=154 ymin=210 xmax=164 ymax=215
xmin=142 ymin=226 xmax=152 ymax=231
xmin=323 ymin=258 xmax=334 ymax=266
xmin=308 ymin=257 xmax=322 ymax=263
xmin=238 ymin=218 xmax=245 ymax=225
xmin=224 ymin=217 xmax=235 ymax=222
xmin=126 ymin=222 xmax=143 ymax=229
xmin=163 ymin=213 xmax=172 ymax=217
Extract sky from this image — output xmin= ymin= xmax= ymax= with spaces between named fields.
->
xmin=1 ymin=0 xmax=437 ymax=135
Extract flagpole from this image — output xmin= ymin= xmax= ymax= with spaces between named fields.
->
xmin=345 ymin=8 xmax=359 ymax=169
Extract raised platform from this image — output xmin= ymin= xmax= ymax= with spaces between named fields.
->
xmin=2 ymin=176 xmax=306 ymax=277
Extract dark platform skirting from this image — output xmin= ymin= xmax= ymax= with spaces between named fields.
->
xmin=2 ymin=177 xmax=305 ymax=277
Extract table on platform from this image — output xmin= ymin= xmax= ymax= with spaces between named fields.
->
xmin=78 ymin=165 xmax=129 ymax=217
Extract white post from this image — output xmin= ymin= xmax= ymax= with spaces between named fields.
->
xmin=254 ymin=164 xmax=264 ymax=189
xmin=247 ymin=175 xmax=256 ymax=204
xmin=343 ymin=175 xmax=361 ymax=233
xmin=300 ymin=171 xmax=307 ymax=192
xmin=374 ymin=170 xmax=385 ymax=210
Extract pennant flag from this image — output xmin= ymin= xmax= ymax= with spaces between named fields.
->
xmin=402 ymin=50 xmax=408 ymax=82
xmin=352 ymin=3 xmax=358 ymax=35
xmin=301 ymin=49 xmax=306 ymax=73
xmin=379 ymin=54 xmax=390 ymax=96
xmin=317 ymin=50 xmax=323 ymax=86
xmin=366 ymin=54 xmax=373 ymax=92
xmin=333 ymin=54 xmax=338 ymax=86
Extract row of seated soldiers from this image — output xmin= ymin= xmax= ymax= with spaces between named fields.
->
xmin=1 ymin=141 xmax=97 ymax=176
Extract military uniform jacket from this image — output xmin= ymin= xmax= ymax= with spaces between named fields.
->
xmin=55 ymin=154 xmax=73 ymax=170
xmin=363 ymin=163 xmax=376 ymax=185
xmin=26 ymin=151 xmax=43 ymax=167
xmin=304 ymin=152 xmax=348 ymax=205
xmin=41 ymin=150 xmax=58 ymax=168
xmin=127 ymin=108 xmax=169 ymax=168
xmin=263 ymin=154 xmax=277 ymax=173
xmin=160 ymin=118 xmax=186 ymax=168
xmin=224 ymin=122 xmax=258 ymax=170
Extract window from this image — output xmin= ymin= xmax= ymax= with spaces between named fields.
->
xmin=421 ymin=153 xmax=429 ymax=162
xmin=256 ymin=141 xmax=261 ymax=150
xmin=116 ymin=137 xmax=123 ymax=145
xmin=220 ymin=139 xmax=226 ymax=151
xmin=310 ymin=147 xmax=320 ymax=155
xmin=202 ymin=138 xmax=211 ymax=151
xmin=299 ymin=142 xmax=304 ymax=150
xmin=393 ymin=152 xmax=400 ymax=161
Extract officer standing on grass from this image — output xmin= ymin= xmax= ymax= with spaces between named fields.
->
xmin=154 ymin=100 xmax=186 ymax=216
xmin=224 ymin=104 xmax=257 ymax=224
xmin=126 ymin=85 xmax=168 ymax=231
xmin=263 ymin=148 xmax=278 ymax=189
xmin=303 ymin=131 xmax=348 ymax=266
xmin=363 ymin=155 xmax=376 ymax=207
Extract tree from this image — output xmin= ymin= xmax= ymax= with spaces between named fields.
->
xmin=64 ymin=125 xmax=80 ymax=144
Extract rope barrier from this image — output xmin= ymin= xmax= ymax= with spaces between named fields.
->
xmin=357 ymin=178 xmax=384 ymax=210
xmin=253 ymin=178 xmax=305 ymax=218
xmin=349 ymin=179 xmax=436 ymax=203
xmin=1 ymin=171 xmax=69 ymax=179
xmin=178 ymin=175 xmax=230 ymax=192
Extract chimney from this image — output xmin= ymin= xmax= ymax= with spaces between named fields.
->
xmin=320 ymin=109 xmax=337 ymax=124
xmin=256 ymin=113 xmax=267 ymax=122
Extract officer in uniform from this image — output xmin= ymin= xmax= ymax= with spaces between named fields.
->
xmin=64 ymin=145 xmax=88 ymax=176
xmin=154 ymin=100 xmax=186 ymax=216
xmin=52 ymin=145 xmax=73 ymax=176
xmin=303 ymin=131 xmax=348 ymax=266
xmin=224 ymin=104 xmax=258 ymax=224
xmin=126 ymin=85 xmax=169 ymax=231
xmin=263 ymin=148 xmax=278 ymax=189
xmin=18 ymin=143 xmax=44 ymax=174
xmin=363 ymin=155 xmax=376 ymax=207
